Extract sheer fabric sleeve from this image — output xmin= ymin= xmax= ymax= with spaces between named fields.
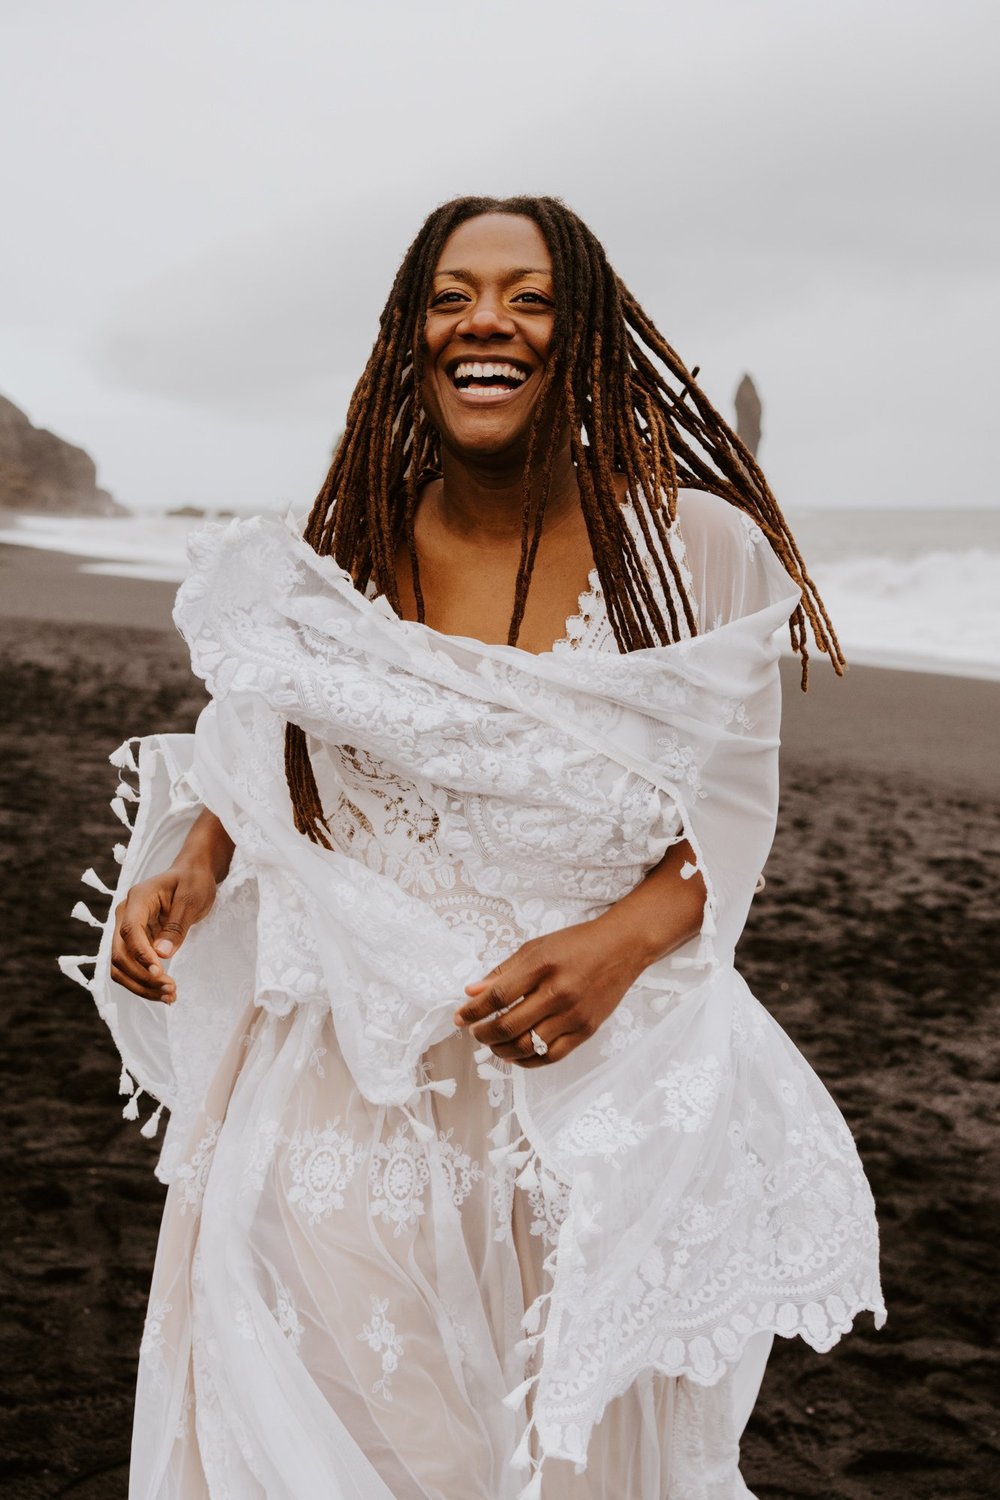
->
xmin=674 ymin=487 xmax=800 ymax=633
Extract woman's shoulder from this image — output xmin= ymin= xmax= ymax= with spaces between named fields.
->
xmin=673 ymin=486 xmax=753 ymax=540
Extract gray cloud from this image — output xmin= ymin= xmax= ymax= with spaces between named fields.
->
xmin=2 ymin=0 xmax=997 ymax=511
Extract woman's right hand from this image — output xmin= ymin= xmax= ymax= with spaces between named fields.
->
xmin=110 ymin=809 xmax=234 ymax=1002
xmin=111 ymin=862 xmax=218 ymax=1003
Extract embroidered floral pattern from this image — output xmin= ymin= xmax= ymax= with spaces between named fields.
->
xmin=554 ymin=1092 xmax=648 ymax=1163
xmin=491 ymin=1157 xmax=516 ymax=1245
xmin=368 ymin=1126 xmax=431 ymax=1236
xmin=234 ymin=1302 xmax=257 ymax=1341
xmin=656 ymin=1056 xmax=726 ymax=1133
xmin=286 ymin=1121 xmax=364 ymax=1225
xmin=273 ymin=1279 xmax=304 ymax=1353
xmin=738 ymin=510 xmax=766 ymax=555
xmin=358 ymin=1296 xmax=402 ymax=1401
xmin=599 ymin=1000 xmax=648 ymax=1058
xmin=525 ymin=1164 xmax=572 ymax=1247
xmin=241 ymin=1116 xmax=283 ymax=1195
xmin=435 ymin=1128 xmax=485 ymax=1209
xmin=139 ymin=1299 xmax=172 ymax=1360
xmin=175 ymin=1119 xmax=221 ymax=1215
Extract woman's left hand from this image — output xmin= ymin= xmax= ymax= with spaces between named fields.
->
xmin=453 ymin=913 xmax=649 ymax=1068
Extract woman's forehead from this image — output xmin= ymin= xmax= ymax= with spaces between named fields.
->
xmin=433 ymin=213 xmax=552 ymax=276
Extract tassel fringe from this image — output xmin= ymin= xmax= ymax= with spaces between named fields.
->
xmin=110 ymin=796 xmax=134 ymax=830
xmin=502 ymin=1372 xmax=540 ymax=1411
xmin=71 ymin=900 xmax=103 ymax=929
xmin=517 ymin=1468 xmax=543 ymax=1499
xmin=400 ymin=1106 xmax=435 ymax=1144
xmin=408 ymin=1076 xmax=457 ymax=1100
xmin=108 ymin=739 xmax=140 ymax=773
xmin=58 ymin=954 xmax=97 ymax=991
xmin=81 ymin=866 xmax=115 ymax=897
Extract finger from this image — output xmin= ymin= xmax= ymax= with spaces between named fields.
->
xmin=455 ymin=956 xmax=539 ymax=1027
xmin=470 ymin=988 xmax=554 ymax=1048
xmin=110 ymin=960 xmax=174 ymax=1004
xmin=491 ymin=1015 xmax=564 ymax=1063
xmin=513 ymin=1029 xmax=580 ymax=1068
xmin=116 ymin=903 xmax=164 ymax=978
xmin=109 ymin=942 xmax=175 ymax=993
xmin=151 ymin=890 xmax=200 ymax=959
xmin=110 ymin=936 xmax=168 ymax=987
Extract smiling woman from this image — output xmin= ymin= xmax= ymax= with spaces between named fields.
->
xmin=69 ymin=194 xmax=884 ymax=1499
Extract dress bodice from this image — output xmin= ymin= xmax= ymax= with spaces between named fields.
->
xmin=317 ymin=503 xmax=694 ymax=966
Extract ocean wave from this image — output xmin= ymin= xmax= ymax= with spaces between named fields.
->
xmin=806 ymin=549 xmax=999 ymax=680
xmin=0 ymin=512 xmax=198 ymax=573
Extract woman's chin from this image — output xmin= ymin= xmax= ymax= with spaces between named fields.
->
xmin=439 ymin=419 xmax=533 ymax=466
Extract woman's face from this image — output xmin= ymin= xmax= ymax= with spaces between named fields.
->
xmin=420 ymin=212 xmax=557 ymax=464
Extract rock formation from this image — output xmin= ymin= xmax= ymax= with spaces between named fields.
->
xmin=734 ymin=373 xmax=762 ymax=457
xmin=0 ymin=394 xmax=126 ymax=515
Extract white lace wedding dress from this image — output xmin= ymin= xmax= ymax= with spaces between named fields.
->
xmin=63 ymin=490 xmax=885 ymax=1499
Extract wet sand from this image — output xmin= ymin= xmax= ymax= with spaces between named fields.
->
xmin=0 ymin=546 xmax=997 ymax=1498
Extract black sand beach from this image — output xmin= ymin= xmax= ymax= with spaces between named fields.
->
xmin=1 ymin=542 xmax=998 ymax=1499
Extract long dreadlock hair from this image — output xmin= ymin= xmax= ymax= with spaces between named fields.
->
xmin=287 ymin=194 xmax=844 ymax=845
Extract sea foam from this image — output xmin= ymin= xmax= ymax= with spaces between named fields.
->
xmin=804 ymin=548 xmax=999 ymax=680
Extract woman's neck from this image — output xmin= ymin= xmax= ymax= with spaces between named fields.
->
xmin=433 ymin=446 xmax=582 ymax=544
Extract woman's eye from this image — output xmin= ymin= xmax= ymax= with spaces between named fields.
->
xmin=431 ymin=291 xmax=467 ymax=306
xmin=513 ymin=291 xmax=550 ymax=305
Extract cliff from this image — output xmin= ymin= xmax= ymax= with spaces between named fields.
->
xmin=0 ymin=394 xmax=126 ymax=515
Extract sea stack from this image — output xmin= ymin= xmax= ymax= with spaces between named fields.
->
xmin=0 ymin=394 xmax=126 ymax=515
xmin=735 ymin=374 xmax=762 ymax=457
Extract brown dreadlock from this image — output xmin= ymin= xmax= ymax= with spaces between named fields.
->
xmin=287 ymin=194 xmax=844 ymax=845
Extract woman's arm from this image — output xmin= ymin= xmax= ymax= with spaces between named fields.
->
xmin=454 ymin=839 xmax=707 ymax=1066
xmin=109 ymin=809 xmax=236 ymax=1004
xmin=172 ymin=808 xmax=237 ymax=886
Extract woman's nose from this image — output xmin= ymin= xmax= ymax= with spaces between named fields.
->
xmin=458 ymin=301 xmax=515 ymax=339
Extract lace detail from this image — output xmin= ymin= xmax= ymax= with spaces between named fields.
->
xmin=554 ymin=1091 xmax=648 ymax=1163
xmin=175 ymin=1119 xmax=221 ymax=1214
xmin=286 ymin=1121 xmax=364 ymax=1225
xmin=552 ymin=497 xmax=697 ymax=654
xmin=139 ymin=1299 xmax=172 ymax=1361
xmin=738 ymin=510 xmax=767 ymax=555
xmin=526 ymin=1162 xmax=572 ymax=1247
xmin=656 ymin=1056 xmax=726 ymax=1133
xmin=598 ymin=997 xmax=649 ymax=1058
xmin=368 ymin=1124 xmax=431 ymax=1235
xmin=358 ymin=1296 xmax=403 ymax=1401
xmin=273 ymin=1279 xmax=304 ymax=1353
xmin=241 ymin=1116 xmax=282 ymax=1195
xmin=553 ymin=565 xmax=613 ymax=653
xmin=435 ymin=1126 xmax=486 ymax=1207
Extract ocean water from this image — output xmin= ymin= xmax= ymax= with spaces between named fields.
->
xmin=0 ymin=507 xmax=997 ymax=681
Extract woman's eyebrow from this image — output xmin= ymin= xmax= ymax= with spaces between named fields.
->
xmin=432 ymin=267 xmax=553 ymax=282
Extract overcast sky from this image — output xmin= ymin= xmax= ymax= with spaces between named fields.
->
xmin=2 ymin=0 xmax=997 ymax=514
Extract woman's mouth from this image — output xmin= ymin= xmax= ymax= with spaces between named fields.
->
xmin=448 ymin=360 xmax=530 ymax=402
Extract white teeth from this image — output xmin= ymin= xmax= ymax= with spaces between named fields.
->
xmin=453 ymin=361 xmax=528 ymax=384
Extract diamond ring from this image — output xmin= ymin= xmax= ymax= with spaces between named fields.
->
xmin=529 ymin=1028 xmax=548 ymax=1057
